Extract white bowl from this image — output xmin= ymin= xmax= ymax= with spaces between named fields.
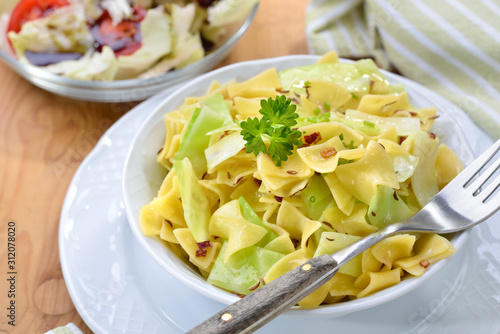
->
xmin=122 ymin=55 xmax=474 ymax=318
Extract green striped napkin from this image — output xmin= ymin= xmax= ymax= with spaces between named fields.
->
xmin=306 ymin=0 xmax=500 ymax=140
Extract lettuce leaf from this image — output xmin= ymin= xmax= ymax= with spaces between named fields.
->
xmin=367 ymin=185 xmax=414 ymax=229
xmin=174 ymin=157 xmax=211 ymax=243
xmin=300 ymin=174 xmax=333 ymax=221
xmin=8 ymin=4 xmax=92 ymax=56
xmin=138 ymin=3 xmax=204 ymax=78
xmin=43 ymin=46 xmax=118 ymax=81
xmin=207 ymin=0 xmax=259 ymax=26
xmin=115 ymin=6 xmax=172 ymax=79
xmin=207 ymin=241 xmax=284 ymax=295
xmin=411 ymin=131 xmax=440 ymax=207
xmin=176 ymin=105 xmax=226 ymax=177
xmin=279 ymin=62 xmax=371 ymax=95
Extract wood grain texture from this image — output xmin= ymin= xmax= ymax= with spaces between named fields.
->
xmin=0 ymin=0 xmax=310 ymax=333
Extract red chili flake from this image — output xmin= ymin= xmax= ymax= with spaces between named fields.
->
xmin=157 ymin=147 xmax=164 ymax=155
xmin=378 ymin=143 xmax=385 ymax=150
xmin=305 ymin=238 xmax=310 ymax=247
xmin=198 ymin=241 xmax=212 ymax=249
xmin=384 ymin=100 xmax=397 ymax=107
xmin=202 ymin=172 xmax=208 ymax=180
xmin=322 ymin=221 xmax=333 ymax=229
xmin=292 ymin=97 xmax=300 ymax=104
xmin=326 ymin=237 xmax=335 ymax=241
xmin=227 ymin=171 xmax=231 ymax=179
xmin=371 ymin=211 xmax=376 ymax=217
xmin=370 ymin=80 xmax=375 ymax=86
xmin=179 ymin=196 xmax=182 ymax=203
xmin=291 ymin=238 xmax=299 ymax=248
xmin=259 ymin=277 xmax=266 ymax=286
xmin=248 ymin=280 xmax=261 ymax=291
xmin=234 ymin=177 xmax=243 ymax=185
xmin=294 ymin=92 xmax=300 ymax=98
xmin=165 ymin=219 xmax=173 ymax=228
xmin=195 ymin=249 xmax=208 ymax=257
xmin=287 ymin=170 xmax=298 ymax=175
xmin=195 ymin=241 xmax=213 ymax=257
xmin=321 ymin=147 xmax=337 ymax=159
xmin=304 ymin=132 xmax=322 ymax=145
xmin=253 ymin=178 xmax=262 ymax=186
xmin=427 ymin=115 xmax=440 ymax=120
xmin=220 ymin=130 xmax=231 ymax=140
xmin=420 ymin=259 xmax=430 ymax=268
xmin=274 ymin=196 xmax=283 ymax=202
xmin=393 ymin=191 xmax=399 ymax=201
xmin=429 ymin=132 xmax=436 ymax=139
xmin=408 ymin=111 xmax=417 ymax=116
xmin=399 ymin=136 xmax=407 ymax=145
xmin=279 ymin=89 xmax=290 ymax=93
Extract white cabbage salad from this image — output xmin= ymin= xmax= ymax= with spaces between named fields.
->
xmin=0 ymin=0 xmax=258 ymax=81
xmin=140 ymin=51 xmax=464 ymax=308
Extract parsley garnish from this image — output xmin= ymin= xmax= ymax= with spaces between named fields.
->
xmin=324 ymin=101 xmax=331 ymax=111
xmin=240 ymin=95 xmax=302 ymax=167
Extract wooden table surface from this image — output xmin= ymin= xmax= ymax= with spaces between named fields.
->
xmin=0 ymin=1 xmax=311 ymax=333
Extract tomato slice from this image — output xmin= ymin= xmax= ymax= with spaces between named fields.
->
xmin=91 ymin=5 xmax=146 ymax=57
xmin=7 ymin=0 xmax=70 ymax=33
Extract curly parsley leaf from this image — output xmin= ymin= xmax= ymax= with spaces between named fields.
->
xmin=259 ymin=95 xmax=299 ymax=128
xmin=240 ymin=95 xmax=302 ymax=166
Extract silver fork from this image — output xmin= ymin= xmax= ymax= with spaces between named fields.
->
xmin=188 ymin=139 xmax=500 ymax=334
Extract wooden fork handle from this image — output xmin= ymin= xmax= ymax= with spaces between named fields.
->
xmin=186 ymin=254 xmax=338 ymax=334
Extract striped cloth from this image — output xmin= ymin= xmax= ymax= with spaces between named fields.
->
xmin=306 ymin=0 xmax=500 ymax=140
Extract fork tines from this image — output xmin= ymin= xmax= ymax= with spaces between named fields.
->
xmin=461 ymin=140 xmax=500 ymax=206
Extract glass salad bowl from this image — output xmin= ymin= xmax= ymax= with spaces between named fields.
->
xmin=0 ymin=1 xmax=259 ymax=103
xmin=121 ymin=55 xmax=475 ymax=318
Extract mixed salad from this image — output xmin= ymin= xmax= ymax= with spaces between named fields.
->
xmin=139 ymin=52 xmax=464 ymax=306
xmin=0 ymin=0 xmax=257 ymax=80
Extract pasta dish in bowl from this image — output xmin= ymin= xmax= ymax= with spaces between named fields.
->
xmin=122 ymin=53 xmax=473 ymax=317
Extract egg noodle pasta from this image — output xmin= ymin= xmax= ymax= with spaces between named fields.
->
xmin=140 ymin=51 xmax=463 ymax=308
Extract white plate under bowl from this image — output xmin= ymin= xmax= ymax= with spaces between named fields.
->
xmin=59 ymin=72 xmax=500 ymax=333
xmin=121 ymin=55 xmax=475 ymax=317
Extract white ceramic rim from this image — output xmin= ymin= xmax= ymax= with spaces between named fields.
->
xmin=122 ymin=55 xmax=471 ymax=317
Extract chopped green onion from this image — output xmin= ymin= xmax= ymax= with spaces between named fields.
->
xmin=324 ymin=101 xmax=331 ymax=111
xmin=338 ymin=158 xmax=355 ymax=165
xmin=309 ymin=196 xmax=316 ymax=203
xmin=304 ymin=80 xmax=311 ymax=87
xmin=352 ymin=94 xmax=359 ymax=99
xmin=313 ymin=108 xmax=320 ymax=115
xmin=363 ymin=120 xmax=376 ymax=128
xmin=339 ymin=133 xmax=344 ymax=141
